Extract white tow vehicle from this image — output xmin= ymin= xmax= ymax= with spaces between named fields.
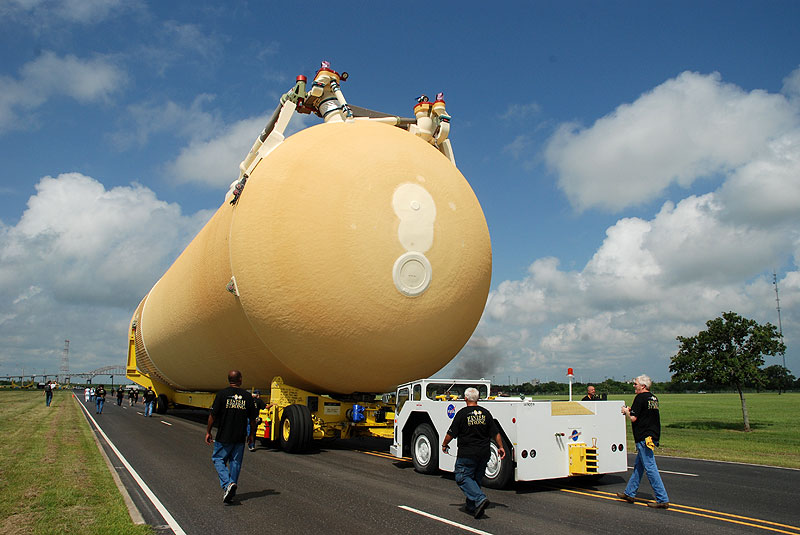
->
xmin=390 ymin=379 xmax=628 ymax=488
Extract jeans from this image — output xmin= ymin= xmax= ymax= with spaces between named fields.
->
xmin=454 ymin=455 xmax=489 ymax=510
xmin=211 ymin=442 xmax=245 ymax=490
xmin=624 ymin=439 xmax=669 ymax=503
xmin=145 ymin=401 xmax=155 ymax=417
xmin=117 ymin=397 xmax=123 ymax=406
xmin=95 ymin=397 xmax=104 ymax=414
xmin=45 ymin=391 xmax=52 ymax=407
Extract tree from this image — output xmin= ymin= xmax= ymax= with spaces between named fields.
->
xmin=669 ymin=311 xmax=786 ymax=432
xmin=763 ymin=365 xmax=795 ymax=394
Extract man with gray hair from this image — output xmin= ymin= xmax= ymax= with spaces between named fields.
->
xmin=616 ymin=374 xmax=670 ymax=508
xmin=441 ymin=387 xmax=505 ymax=518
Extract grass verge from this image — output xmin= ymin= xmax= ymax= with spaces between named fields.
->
xmin=0 ymin=390 xmax=152 ymax=535
xmin=548 ymin=391 xmax=800 ymax=468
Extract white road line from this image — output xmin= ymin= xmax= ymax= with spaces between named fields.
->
xmin=661 ymin=470 xmax=699 ymax=476
xmin=75 ymin=397 xmax=187 ymax=535
xmin=627 ymin=466 xmax=698 ymax=477
xmin=160 ymin=421 xmax=172 ymax=426
xmin=398 ymin=505 xmax=494 ymax=535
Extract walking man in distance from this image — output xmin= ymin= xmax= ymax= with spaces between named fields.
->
xmin=205 ymin=370 xmax=257 ymax=504
xmin=441 ymin=387 xmax=505 ymax=518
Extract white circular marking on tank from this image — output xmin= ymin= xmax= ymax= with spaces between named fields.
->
xmin=393 ymin=252 xmax=432 ymax=297
xmin=392 ymin=183 xmax=436 ymax=297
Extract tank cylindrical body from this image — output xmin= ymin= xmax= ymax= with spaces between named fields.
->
xmin=132 ymin=121 xmax=491 ymax=394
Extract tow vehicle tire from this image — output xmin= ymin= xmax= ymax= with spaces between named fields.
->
xmin=482 ymin=433 xmax=513 ymax=489
xmin=156 ymin=394 xmax=169 ymax=414
xmin=279 ymin=404 xmax=313 ymax=453
xmin=411 ymin=423 xmax=439 ymax=474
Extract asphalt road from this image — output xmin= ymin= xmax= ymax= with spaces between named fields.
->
xmin=75 ymin=391 xmax=800 ymax=535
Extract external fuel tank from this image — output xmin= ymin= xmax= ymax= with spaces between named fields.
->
xmin=130 ymin=115 xmax=491 ymax=394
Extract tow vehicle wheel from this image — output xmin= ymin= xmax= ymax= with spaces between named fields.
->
xmin=279 ymin=404 xmax=313 ymax=453
xmin=411 ymin=423 xmax=439 ymax=474
xmin=156 ymin=394 xmax=169 ymax=414
xmin=483 ymin=433 xmax=513 ymax=489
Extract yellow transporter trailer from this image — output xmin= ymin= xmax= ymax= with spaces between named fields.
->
xmin=126 ymin=61 xmax=490 ymax=453
xmin=127 ymin=328 xmax=395 ymax=452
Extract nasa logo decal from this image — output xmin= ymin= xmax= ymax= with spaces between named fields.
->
xmin=447 ymin=404 xmax=456 ymax=419
xmin=571 ymin=429 xmax=580 ymax=441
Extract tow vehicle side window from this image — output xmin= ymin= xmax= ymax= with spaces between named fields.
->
xmin=412 ymin=384 xmax=421 ymax=401
xmin=397 ymin=387 xmax=409 ymax=414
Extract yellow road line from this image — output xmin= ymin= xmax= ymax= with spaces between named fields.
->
xmin=358 ymin=449 xmax=800 ymax=534
xmin=559 ymin=487 xmax=800 ymax=534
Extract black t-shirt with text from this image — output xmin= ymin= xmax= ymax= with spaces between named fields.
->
xmin=95 ymin=387 xmax=106 ymax=399
xmin=630 ymin=391 xmax=661 ymax=443
xmin=143 ymin=389 xmax=157 ymax=404
xmin=447 ymin=405 xmax=499 ymax=460
xmin=211 ymin=387 xmax=257 ymax=444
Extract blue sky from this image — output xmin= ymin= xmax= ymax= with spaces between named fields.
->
xmin=1 ymin=1 xmax=798 ymax=384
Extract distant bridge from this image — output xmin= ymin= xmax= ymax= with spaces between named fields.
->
xmin=1 ymin=365 xmax=129 ymax=385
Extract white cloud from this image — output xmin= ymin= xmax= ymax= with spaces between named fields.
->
xmin=113 ymin=94 xmax=222 ymax=147
xmin=0 ymin=173 xmax=211 ymax=373
xmin=0 ymin=51 xmax=125 ymax=132
xmin=500 ymin=102 xmax=541 ymax=120
xmin=2 ymin=0 xmax=136 ymax=24
xmin=167 ymin=112 xmax=313 ymax=188
xmin=544 ymin=70 xmax=799 ymax=212
xmin=457 ymin=69 xmax=800 ymax=383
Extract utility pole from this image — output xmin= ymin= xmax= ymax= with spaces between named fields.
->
xmin=60 ymin=340 xmax=70 ymax=384
xmin=773 ymin=272 xmax=786 ymax=369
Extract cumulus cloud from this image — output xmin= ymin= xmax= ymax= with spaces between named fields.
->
xmin=0 ymin=173 xmax=211 ymax=373
xmin=166 ymin=112 xmax=312 ymax=188
xmin=545 ymin=70 xmax=799 ymax=212
xmin=113 ymin=94 xmax=222 ymax=148
xmin=456 ymin=68 xmax=800 ymax=382
xmin=0 ymin=51 xmax=125 ymax=132
xmin=1 ymin=0 xmax=137 ymax=24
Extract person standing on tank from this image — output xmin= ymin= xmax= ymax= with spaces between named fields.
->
xmin=441 ymin=387 xmax=505 ymax=519
xmin=205 ymin=370 xmax=257 ymax=504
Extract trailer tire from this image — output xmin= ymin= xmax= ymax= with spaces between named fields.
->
xmin=482 ymin=433 xmax=513 ymax=489
xmin=411 ymin=423 xmax=439 ymax=474
xmin=279 ymin=404 xmax=313 ymax=453
xmin=156 ymin=394 xmax=169 ymax=414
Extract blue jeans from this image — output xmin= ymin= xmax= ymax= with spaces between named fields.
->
xmin=211 ymin=442 xmax=245 ymax=490
xmin=45 ymin=391 xmax=52 ymax=406
xmin=95 ymin=397 xmax=104 ymax=413
xmin=454 ymin=455 xmax=489 ymax=510
xmin=625 ymin=440 xmax=669 ymax=503
xmin=145 ymin=401 xmax=155 ymax=417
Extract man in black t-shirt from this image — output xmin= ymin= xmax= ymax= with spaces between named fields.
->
xmin=441 ymin=387 xmax=505 ymax=519
xmin=95 ymin=385 xmax=107 ymax=414
xmin=205 ymin=370 xmax=257 ymax=503
xmin=143 ymin=386 xmax=157 ymax=417
xmin=581 ymin=385 xmax=597 ymax=401
xmin=616 ymin=374 xmax=670 ymax=508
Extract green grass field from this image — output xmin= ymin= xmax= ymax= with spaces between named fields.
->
xmin=543 ymin=391 xmax=800 ymax=468
xmin=0 ymin=389 xmax=152 ymax=535
xmin=640 ymin=392 xmax=800 ymax=468
xmin=532 ymin=391 xmax=800 ymax=468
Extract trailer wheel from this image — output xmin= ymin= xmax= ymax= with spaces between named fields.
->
xmin=279 ymin=404 xmax=312 ymax=453
xmin=482 ymin=433 xmax=513 ymax=489
xmin=411 ymin=423 xmax=439 ymax=474
xmin=156 ymin=394 xmax=169 ymax=414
